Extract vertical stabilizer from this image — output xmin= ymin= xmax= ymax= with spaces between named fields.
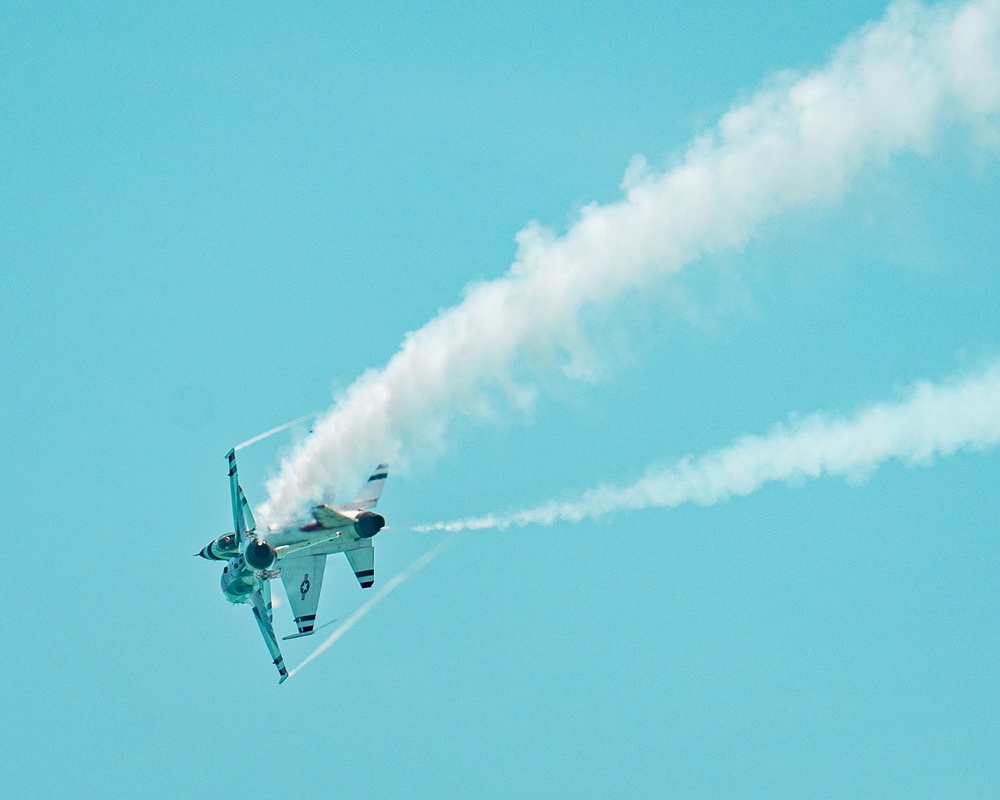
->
xmin=227 ymin=449 xmax=245 ymax=545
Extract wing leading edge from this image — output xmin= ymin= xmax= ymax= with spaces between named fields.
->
xmin=250 ymin=583 xmax=287 ymax=683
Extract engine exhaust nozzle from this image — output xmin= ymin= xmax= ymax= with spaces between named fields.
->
xmin=245 ymin=539 xmax=276 ymax=571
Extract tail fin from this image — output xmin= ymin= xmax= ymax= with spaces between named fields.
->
xmin=227 ymin=448 xmax=257 ymax=545
xmin=227 ymin=449 xmax=245 ymax=544
xmin=348 ymin=464 xmax=388 ymax=510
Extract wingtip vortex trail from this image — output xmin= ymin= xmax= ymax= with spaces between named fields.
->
xmin=287 ymin=538 xmax=454 ymax=679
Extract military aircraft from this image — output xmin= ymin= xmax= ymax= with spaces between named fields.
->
xmin=198 ymin=449 xmax=388 ymax=682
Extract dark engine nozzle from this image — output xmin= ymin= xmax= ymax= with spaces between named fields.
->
xmin=198 ymin=533 xmax=239 ymax=560
xmin=244 ymin=539 xmax=276 ymax=570
xmin=354 ymin=511 xmax=385 ymax=539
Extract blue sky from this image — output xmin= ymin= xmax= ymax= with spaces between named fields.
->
xmin=3 ymin=1 xmax=999 ymax=797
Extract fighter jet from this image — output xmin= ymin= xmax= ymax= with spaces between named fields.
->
xmin=198 ymin=449 xmax=388 ymax=682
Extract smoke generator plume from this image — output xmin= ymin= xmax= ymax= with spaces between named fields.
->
xmin=260 ymin=0 xmax=1000 ymax=528
xmin=415 ymin=363 xmax=1000 ymax=532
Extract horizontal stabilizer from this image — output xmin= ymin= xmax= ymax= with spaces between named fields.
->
xmin=348 ymin=464 xmax=388 ymax=510
xmin=345 ymin=542 xmax=375 ymax=589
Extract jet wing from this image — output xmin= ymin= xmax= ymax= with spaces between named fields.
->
xmin=250 ymin=584 xmax=288 ymax=683
xmin=312 ymin=505 xmax=355 ymax=530
xmin=279 ymin=554 xmax=328 ymax=637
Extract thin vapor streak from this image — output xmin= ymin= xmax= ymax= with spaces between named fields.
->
xmin=260 ymin=0 xmax=1000 ymax=527
xmin=416 ymin=364 xmax=1000 ymax=532
xmin=234 ymin=412 xmax=317 ymax=452
xmin=287 ymin=539 xmax=452 ymax=678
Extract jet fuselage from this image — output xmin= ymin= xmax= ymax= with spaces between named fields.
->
xmin=204 ymin=511 xmax=386 ymax=603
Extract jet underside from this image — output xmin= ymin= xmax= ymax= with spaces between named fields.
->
xmin=199 ymin=452 xmax=388 ymax=682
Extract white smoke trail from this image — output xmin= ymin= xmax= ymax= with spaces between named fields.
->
xmin=260 ymin=0 xmax=1000 ymax=527
xmin=415 ymin=363 xmax=1000 ymax=532
xmin=234 ymin=412 xmax=317 ymax=452
xmin=286 ymin=538 xmax=452 ymax=679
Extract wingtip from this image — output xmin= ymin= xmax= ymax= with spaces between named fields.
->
xmin=282 ymin=630 xmax=316 ymax=641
